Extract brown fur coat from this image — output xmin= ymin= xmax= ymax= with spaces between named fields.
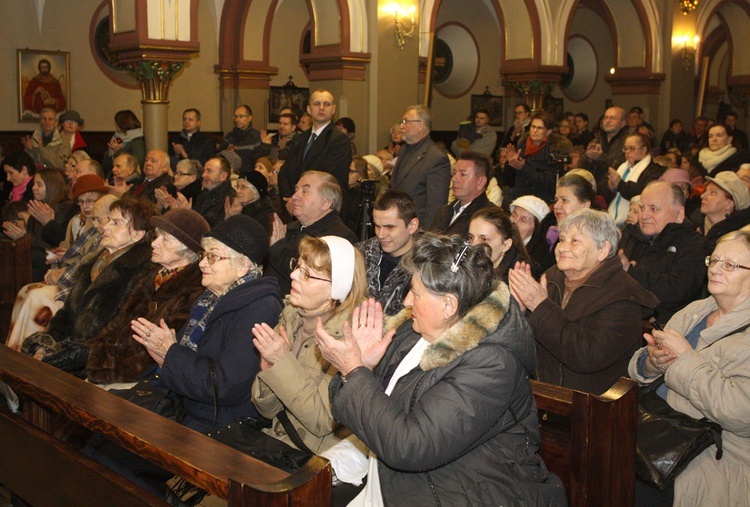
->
xmin=85 ymin=262 xmax=205 ymax=384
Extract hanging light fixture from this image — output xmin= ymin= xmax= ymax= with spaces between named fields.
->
xmin=680 ymin=0 xmax=699 ymax=15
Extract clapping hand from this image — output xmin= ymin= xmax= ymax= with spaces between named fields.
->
xmin=252 ymin=323 xmax=291 ymax=369
xmin=508 ymin=261 xmax=547 ymax=312
xmin=28 ymin=200 xmax=55 ymax=226
xmin=506 ymin=144 xmax=524 ymax=170
xmin=224 ymin=196 xmax=242 ymax=218
xmin=131 ymin=318 xmax=177 ymax=367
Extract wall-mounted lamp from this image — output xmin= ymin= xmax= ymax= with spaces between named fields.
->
xmin=674 ymin=34 xmax=700 ymax=70
xmin=383 ymin=3 xmax=417 ymax=50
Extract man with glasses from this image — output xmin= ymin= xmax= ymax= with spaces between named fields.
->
xmin=278 ymin=89 xmax=352 ymax=217
xmin=265 ymin=170 xmax=356 ymax=295
xmin=219 ymin=104 xmax=262 ymax=173
xmin=603 ymin=132 xmax=664 ymax=226
xmin=580 ymin=106 xmax=629 ymax=184
xmin=501 ymin=103 xmax=531 ymax=149
xmin=390 ymin=104 xmax=451 ymax=226
xmin=618 ymin=181 xmax=708 ymax=325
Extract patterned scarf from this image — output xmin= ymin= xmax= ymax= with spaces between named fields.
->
xmin=178 ymin=272 xmax=259 ymax=351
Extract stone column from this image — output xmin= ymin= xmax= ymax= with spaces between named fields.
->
xmin=125 ymin=60 xmax=184 ymax=152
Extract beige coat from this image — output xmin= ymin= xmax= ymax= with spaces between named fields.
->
xmin=251 ymin=303 xmax=351 ymax=453
xmin=629 ymin=296 xmax=750 ymax=506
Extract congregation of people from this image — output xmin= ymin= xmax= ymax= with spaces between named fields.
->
xmin=3 ymin=91 xmax=750 ymax=506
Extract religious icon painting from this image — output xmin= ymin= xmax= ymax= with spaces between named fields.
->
xmin=18 ymin=49 xmax=70 ymax=121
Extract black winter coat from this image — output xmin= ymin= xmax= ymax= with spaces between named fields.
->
xmin=330 ymin=284 xmax=566 ymax=506
xmin=193 ymin=179 xmax=235 ymax=227
xmin=159 ymin=277 xmax=282 ymax=433
xmin=620 ymin=222 xmax=708 ymax=325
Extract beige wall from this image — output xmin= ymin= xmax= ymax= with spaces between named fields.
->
xmin=0 ymin=0 xmax=219 ymax=133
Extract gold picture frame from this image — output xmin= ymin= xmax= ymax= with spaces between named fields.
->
xmin=18 ymin=49 xmax=70 ymax=121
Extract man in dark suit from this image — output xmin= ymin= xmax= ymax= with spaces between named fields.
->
xmin=126 ymin=149 xmax=174 ymax=204
xmin=431 ymin=151 xmax=495 ymax=238
xmin=278 ymin=89 xmax=352 ymax=216
xmin=390 ymin=104 xmax=452 ymax=226
xmin=265 ymin=170 xmax=357 ymax=295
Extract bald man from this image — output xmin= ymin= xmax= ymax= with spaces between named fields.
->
xmin=126 ymin=149 xmax=174 ymax=203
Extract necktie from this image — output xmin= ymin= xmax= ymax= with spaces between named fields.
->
xmin=613 ymin=166 xmax=632 ymax=223
xmin=303 ymin=132 xmax=318 ymax=160
xmin=449 ymin=202 xmax=463 ymax=226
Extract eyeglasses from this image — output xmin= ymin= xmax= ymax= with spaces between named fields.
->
xmin=199 ymin=251 xmax=233 ymax=265
xmin=175 ymin=171 xmax=192 ymax=177
xmin=400 ymin=119 xmax=422 ymax=126
xmin=529 ymin=125 xmax=546 ymax=131
xmin=77 ymin=198 xmax=97 ymax=206
xmin=705 ymin=256 xmax=750 ymax=272
xmin=290 ymin=258 xmax=331 ymax=283
xmin=622 ymin=145 xmax=644 ymax=152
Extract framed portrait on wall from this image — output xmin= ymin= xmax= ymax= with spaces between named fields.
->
xmin=470 ymin=92 xmax=503 ymax=128
xmin=18 ymin=49 xmax=70 ymax=121
xmin=268 ymin=79 xmax=309 ymax=124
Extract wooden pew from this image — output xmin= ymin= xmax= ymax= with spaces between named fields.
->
xmin=0 ymin=235 xmax=33 ymax=342
xmin=532 ymin=377 xmax=638 ymax=507
xmin=0 ymin=346 xmax=331 ymax=506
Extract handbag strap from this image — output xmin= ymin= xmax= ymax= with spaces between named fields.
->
xmin=276 ymin=410 xmax=314 ymax=456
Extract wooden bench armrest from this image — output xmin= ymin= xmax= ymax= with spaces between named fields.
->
xmin=0 ymin=346 xmax=330 ymax=504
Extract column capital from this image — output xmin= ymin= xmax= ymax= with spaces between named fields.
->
xmin=124 ymin=60 xmax=184 ymax=103
xmin=504 ymin=80 xmax=558 ymax=113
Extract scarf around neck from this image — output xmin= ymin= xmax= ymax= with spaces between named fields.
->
xmin=524 ymin=135 xmax=548 ymax=158
xmin=699 ymin=144 xmax=737 ymax=173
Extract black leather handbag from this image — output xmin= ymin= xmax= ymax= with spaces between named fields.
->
xmin=635 ymin=375 xmax=723 ymax=490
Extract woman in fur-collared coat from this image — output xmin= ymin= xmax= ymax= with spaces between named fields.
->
xmin=22 ymin=198 xmax=159 ymax=374
xmin=316 ymin=234 xmax=566 ymax=506
xmin=85 ymin=209 xmax=210 ymax=385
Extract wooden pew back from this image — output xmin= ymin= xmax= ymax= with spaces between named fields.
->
xmin=532 ymin=378 xmax=637 ymax=507
xmin=0 ymin=235 xmax=32 ymax=342
xmin=0 ymin=346 xmax=331 ymax=506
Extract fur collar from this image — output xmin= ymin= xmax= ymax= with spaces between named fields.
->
xmin=385 ymin=283 xmax=511 ymax=371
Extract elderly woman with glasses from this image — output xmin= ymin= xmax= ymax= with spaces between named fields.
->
xmin=22 ymin=197 xmax=159 ymax=373
xmin=129 ymin=214 xmax=282 ymax=432
xmin=251 ymin=235 xmax=366 ymax=453
xmin=629 ymin=229 xmax=750 ymax=506
xmin=314 ymin=233 xmax=565 ymax=506
xmin=85 ymin=209 xmax=210 ymax=386
xmin=510 ymin=209 xmax=659 ymax=394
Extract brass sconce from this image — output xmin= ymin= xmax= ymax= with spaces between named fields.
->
xmin=383 ymin=3 xmax=417 ymax=50
xmin=676 ymin=34 xmax=700 ymax=70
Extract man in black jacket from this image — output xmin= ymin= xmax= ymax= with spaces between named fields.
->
xmin=193 ymin=157 xmax=235 ymax=227
xmin=431 ymin=151 xmax=494 ymax=238
xmin=278 ymin=89 xmax=352 ymax=216
xmin=169 ymin=108 xmax=216 ymax=168
xmin=618 ymin=181 xmax=708 ymax=325
xmin=219 ymin=104 xmax=262 ymax=173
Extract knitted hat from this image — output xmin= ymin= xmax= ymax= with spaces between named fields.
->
xmin=205 ymin=214 xmax=268 ymax=264
xmin=244 ymin=170 xmax=269 ymax=198
xmin=59 ymin=110 xmax=84 ymax=126
xmin=509 ymin=195 xmax=551 ymax=223
xmin=706 ymin=172 xmax=750 ymax=211
xmin=255 ymin=157 xmax=274 ymax=175
xmin=73 ymin=174 xmax=108 ymax=199
xmin=660 ymin=168 xmax=692 ymax=188
xmin=218 ymin=150 xmax=243 ymax=174
xmin=151 ymin=209 xmax=210 ymax=254
xmin=362 ymin=154 xmax=384 ymax=177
